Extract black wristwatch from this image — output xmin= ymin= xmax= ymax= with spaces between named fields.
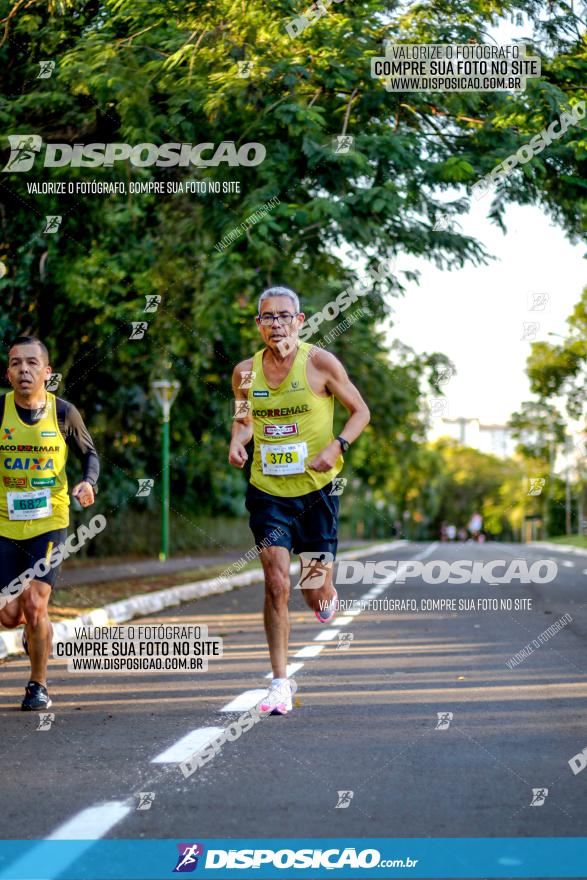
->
xmin=336 ymin=435 xmax=350 ymax=454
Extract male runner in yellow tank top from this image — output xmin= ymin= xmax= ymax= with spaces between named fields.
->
xmin=0 ymin=337 xmax=99 ymax=710
xmin=229 ymin=287 xmax=370 ymax=714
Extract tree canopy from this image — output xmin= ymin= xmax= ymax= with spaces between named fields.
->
xmin=0 ymin=0 xmax=585 ymax=549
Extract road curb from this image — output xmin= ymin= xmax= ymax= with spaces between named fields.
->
xmin=0 ymin=540 xmax=407 ymax=660
xmin=530 ymin=541 xmax=587 ymax=558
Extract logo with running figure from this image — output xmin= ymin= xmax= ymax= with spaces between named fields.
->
xmin=37 ymin=60 xmax=56 ymax=79
xmin=45 ymin=373 xmax=62 ymax=392
xmin=136 ymin=792 xmax=155 ymax=810
xmin=43 ymin=215 xmax=62 ymax=234
xmin=295 ymin=551 xmax=334 ymax=590
xmin=173 ymin=843 xmax=204 ymax=872
xmin=2 ymin=135 xmax=43 ymax=172
xmin=36 ymin=712 xmax=55 ymax=731
xmin=435 ymin=711 xmax=453 ymax=730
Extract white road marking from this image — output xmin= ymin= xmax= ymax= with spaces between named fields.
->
xmin=220 ymin=690 xmax=268 ymax=712
xmin=295 ymin=645 xmax=324 ymax=658
xmin=265 ymin=662 xmax=304 ymax=679
xmin=48 ymin=801 xmax=132 ymax=839
xmin=151 ymin=727 xmax=225 ymax=763
xmin=583 ymin=569 xmax=587 ymax=576
xmin=334 ymin=615 xmax=354 ymax=625
xmin=562 ymin=561 xmax=574 ymax=568
xmin=314 ymin=629 xmax=340 ymax=641
xmin=2 ymin=802 xmax=134 ymax=880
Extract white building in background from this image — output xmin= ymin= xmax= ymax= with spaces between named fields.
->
xmin=429 ymin=416 xmax=518 ymax=459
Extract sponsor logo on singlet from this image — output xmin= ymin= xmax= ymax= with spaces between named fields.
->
xmin=3 ymin=457 xmax=55 ymax=470
xmin=253 ymin=404 xmax=310 ymax=417
xmin=263 ymin=423 xmax=299 ymax=438
xmin=0 ymin=444 xmax=59 ymax=453
xmin=252 ymin=390 xmax=269 ymax=397
xmin=31 ymin=477 xmax=57 ymax=487
xmin=3 ymin=476 xmax=26 ymax=488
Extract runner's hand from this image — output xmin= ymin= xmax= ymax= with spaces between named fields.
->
xmin=229 ymin=442 xmax=248 ymax=468
xmin=72 ymin=481 xmax=95 ymax=507
xmin=307 ymin=441 xmax=340 ymax=472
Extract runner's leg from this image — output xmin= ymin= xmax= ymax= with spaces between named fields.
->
xmin=0 ymin=599 xmax=26 ymax=629
xmin=294 ymin=485 xmax=338 ymax=613
xmin=21 ymin=579 xmax=52 ymax=686
xmin=301 ymin=563 xmax=335 ymax=613
xmin=259 ymin=545 xmax=291 ymax=679
xmin=0 ymin=536 xmax=27 ymax=629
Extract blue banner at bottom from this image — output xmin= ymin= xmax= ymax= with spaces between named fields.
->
xmin=0 ymin=838 xmax=585 ymax=879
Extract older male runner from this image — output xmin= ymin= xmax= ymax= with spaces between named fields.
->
xmin=0 ymin=336 xmax=99 ymax=710
xmin=229 ymin=286 xmax=370 ymax=714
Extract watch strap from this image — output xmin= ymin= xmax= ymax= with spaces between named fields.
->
xmin=336 ymin=435 xmax=349 ymax=453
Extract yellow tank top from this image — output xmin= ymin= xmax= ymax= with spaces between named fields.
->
xmin=0 ymin=392 xmax=69 ymax=538
xmin=249 ymin=342 xmax=343 ymax=497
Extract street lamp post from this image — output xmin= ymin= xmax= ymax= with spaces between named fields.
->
xmin=151 ymin=379 xmax=180 ymax=561
xmin=565 ymin=435 xmax=573 ymax=536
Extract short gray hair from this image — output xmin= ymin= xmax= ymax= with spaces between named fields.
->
xmin=258 ymin=286 xmax=300 ymax=315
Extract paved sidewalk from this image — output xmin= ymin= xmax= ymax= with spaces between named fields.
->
xmin=530 ymin=539 xmax=587 ymax=557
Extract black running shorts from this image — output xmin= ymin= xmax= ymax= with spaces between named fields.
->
xmin=245 ymin=481 xmax=339 ymax=557
xmin=0 ymin=527 xmax=68 ymax=591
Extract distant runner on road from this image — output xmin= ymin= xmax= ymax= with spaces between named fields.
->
xmin=228 ymin=286 xmax=370 ymax=715
xmin=0 ymin=336 xmax=100 ymax=710
xmin=469 ymin=511 xmax=483 ymax=541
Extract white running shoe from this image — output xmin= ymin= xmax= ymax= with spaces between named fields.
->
xmin=259 ymin=678 xmax=294 ymax=715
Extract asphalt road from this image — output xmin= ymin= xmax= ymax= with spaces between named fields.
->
xmin=1 ymin=540 xmax=586 ymax=873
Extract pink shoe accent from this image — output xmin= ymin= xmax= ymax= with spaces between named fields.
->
xmin=259 ymin=679 xmax=292 ymax=715
xmin=315 ymin=586 xmax=339 ymax=623
xmin=260 ymin=701 xmax=288 ymax=715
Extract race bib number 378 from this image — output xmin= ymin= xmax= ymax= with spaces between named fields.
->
xmin=260 ymin=442 xmax=307 ymax=476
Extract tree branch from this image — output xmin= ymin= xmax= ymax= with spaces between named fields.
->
xmin=0 ymin=0 xmax=36 ymax=48
xmin=341 ymin=88 xmax=359 ymax=136
xmin=308 ymin=87 xmax=322 ymax=108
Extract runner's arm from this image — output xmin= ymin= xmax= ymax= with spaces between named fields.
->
xmin=228 ymin=359 xmax=254 ymax=468
xmin=308 ymin=349 xmax=370 ymax=472
xmin=57 ymin=400 xmax=100 ymax=498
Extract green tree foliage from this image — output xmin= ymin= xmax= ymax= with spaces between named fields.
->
xmin=0 ymin=0 xmax=585 ymax=550
xmin=526 ymin=288 xmax=587 ymax=420
xmin=428 ymin=438 xmax=527 ymax=539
